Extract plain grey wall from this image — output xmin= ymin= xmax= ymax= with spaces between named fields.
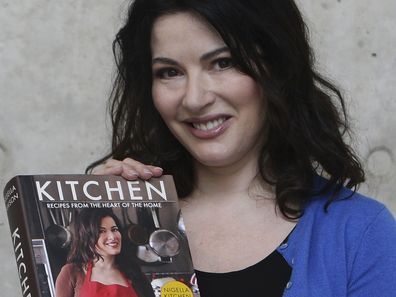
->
xmin=0 ymin=1 xmax=395 ymax=296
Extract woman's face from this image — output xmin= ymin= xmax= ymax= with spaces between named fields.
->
xmin=151 ymin=12 xmax=266 ymax=169
xmin=95 ymin=216 xmax=122 ymax=257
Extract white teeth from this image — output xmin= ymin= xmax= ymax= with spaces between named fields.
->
xmin=106 ymin=242 xmax=118 ymax=247
xmin=192 ymin=117 xmax=226 ymax=131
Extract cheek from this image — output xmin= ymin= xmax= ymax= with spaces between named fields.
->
xmin=98 ymin=233 xmax=107 ymax=241
xmin=235 ymin=79 xmax=266 ymax=131
xmin=219 ymin=72 xmax=264 ymax=111
xmin=235 ymin=77 xmax=265 ymax=115
xmin=233 ymin=77 xmax=263 ymax=104
xmin=152 ymin=88 xmax=176 ymax=121
xmin=152 ymin=84 xmax=165 ymax=116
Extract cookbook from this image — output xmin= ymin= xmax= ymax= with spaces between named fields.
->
xmin=3 ymin=174 xmax=200 ymax=297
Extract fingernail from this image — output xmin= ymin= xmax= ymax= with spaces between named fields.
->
xmin=127 ymin=170 xmax=138 ymax=178
xmin=154 ymin=167 xmax=163 ymax=173
xmin=143 ymin=169 xmax=153 ymax=177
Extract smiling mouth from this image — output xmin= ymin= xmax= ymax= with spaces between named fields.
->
xmin=105 ymin=241 xmax=119 ymax=247
xmin=191 ymin=117 xmax=227 ymax=131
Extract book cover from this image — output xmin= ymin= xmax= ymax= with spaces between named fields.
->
xmin=3 ymin=175 xmax=200 ymax=297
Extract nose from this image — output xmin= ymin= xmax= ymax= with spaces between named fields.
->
xmin=182 ymin=72 xmax=216 ymax=112
xmin=105 ymin=230 xmax=115 ymax=240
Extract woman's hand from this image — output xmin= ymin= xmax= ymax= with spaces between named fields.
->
xmin=91 ymin=158 xmax=163 ymax=180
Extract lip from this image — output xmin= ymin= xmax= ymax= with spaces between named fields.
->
xmin=184 ymin=114 xmax=231 ymax=139
xmin=105 ymin=241 xmax=120 ymax=247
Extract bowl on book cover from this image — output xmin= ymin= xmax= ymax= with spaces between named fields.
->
xmin=149 ymin=229 xmax=180 ymax=257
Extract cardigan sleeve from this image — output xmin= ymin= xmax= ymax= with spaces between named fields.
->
xmin=55 ymin=263 xmax=83 ymax=297
xmin=347 ymin=207 xmax=396 ymax=296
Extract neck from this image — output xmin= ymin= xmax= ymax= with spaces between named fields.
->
xmin=192 ymin=151 xmax=274 ymax=204
xmin=93 ymin=255 xmax=116 ymax=270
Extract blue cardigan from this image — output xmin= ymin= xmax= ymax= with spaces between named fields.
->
xmin=277 ymin=185 xmax=396 ymax=296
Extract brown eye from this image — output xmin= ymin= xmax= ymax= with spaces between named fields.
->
xmin=214 ymin=57 xmax=234 ymax=70
xmin=155 ymin=67 xmax=181 ymax=79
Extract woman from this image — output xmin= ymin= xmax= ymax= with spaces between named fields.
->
xmin=90 ymin=0 xmax=396 ymax=296
xmin=55 ymin=208 xmax=154 ymax=297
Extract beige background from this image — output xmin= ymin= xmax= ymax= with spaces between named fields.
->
xmin=1 ymin=0 xmax=395 ymax=295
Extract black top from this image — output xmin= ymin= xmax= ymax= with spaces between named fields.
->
xmin=195 ymin=246 xmax=291 ymax=297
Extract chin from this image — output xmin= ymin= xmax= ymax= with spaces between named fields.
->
xmin=112 ymin=248 xmax=122 ymax=255
xmin=103 ymin=248 xmax=121 ymax=256
xmin=194 ymin=153 xmax=235 ymax=168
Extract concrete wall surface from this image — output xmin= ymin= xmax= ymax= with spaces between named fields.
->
xmin=0 ymin=0 xmax=395 ymax=296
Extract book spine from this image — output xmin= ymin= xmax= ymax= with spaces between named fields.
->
xmin=4 ymin=177 xmax=41 ymax=297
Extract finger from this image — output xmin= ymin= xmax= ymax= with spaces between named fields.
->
xmin=120 ymin=164 xmax=140 ymax=180
xmin=102 ymin=159 xmax=140 ymax=179
xmin=147 ymin=165 xmax=163 ymax=177
xmin=102 ymin=158 xmax=123 ymax=169
xmin=92 ymin=163 xmax=123 ymax=175
xmin=122 ymin=158 xmax=163 ymax=180
xmin=92 ymin=159 xmax=123 ymax=175
xmin=104 ymin=165 xmax=124 ymax=175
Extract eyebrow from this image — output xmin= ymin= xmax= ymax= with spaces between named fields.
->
xmin=152 ymin=57 xmax=179 ymax=66
xmin=100 ymin=225 xmax=117 ymax=229
xmin=200 ymin=46 xmax=229 ymax=61
xmin=152 ymin=46 xmax=230 ymax=65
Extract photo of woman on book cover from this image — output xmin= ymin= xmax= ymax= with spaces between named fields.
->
xmin=55 ymin=208 xmax=154 ymax=297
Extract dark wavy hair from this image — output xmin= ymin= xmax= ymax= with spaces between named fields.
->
xmin=67 ymin=208 xmax=154 ymax=297
xmin=89 ymin=0 xmax=365 ymax=218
